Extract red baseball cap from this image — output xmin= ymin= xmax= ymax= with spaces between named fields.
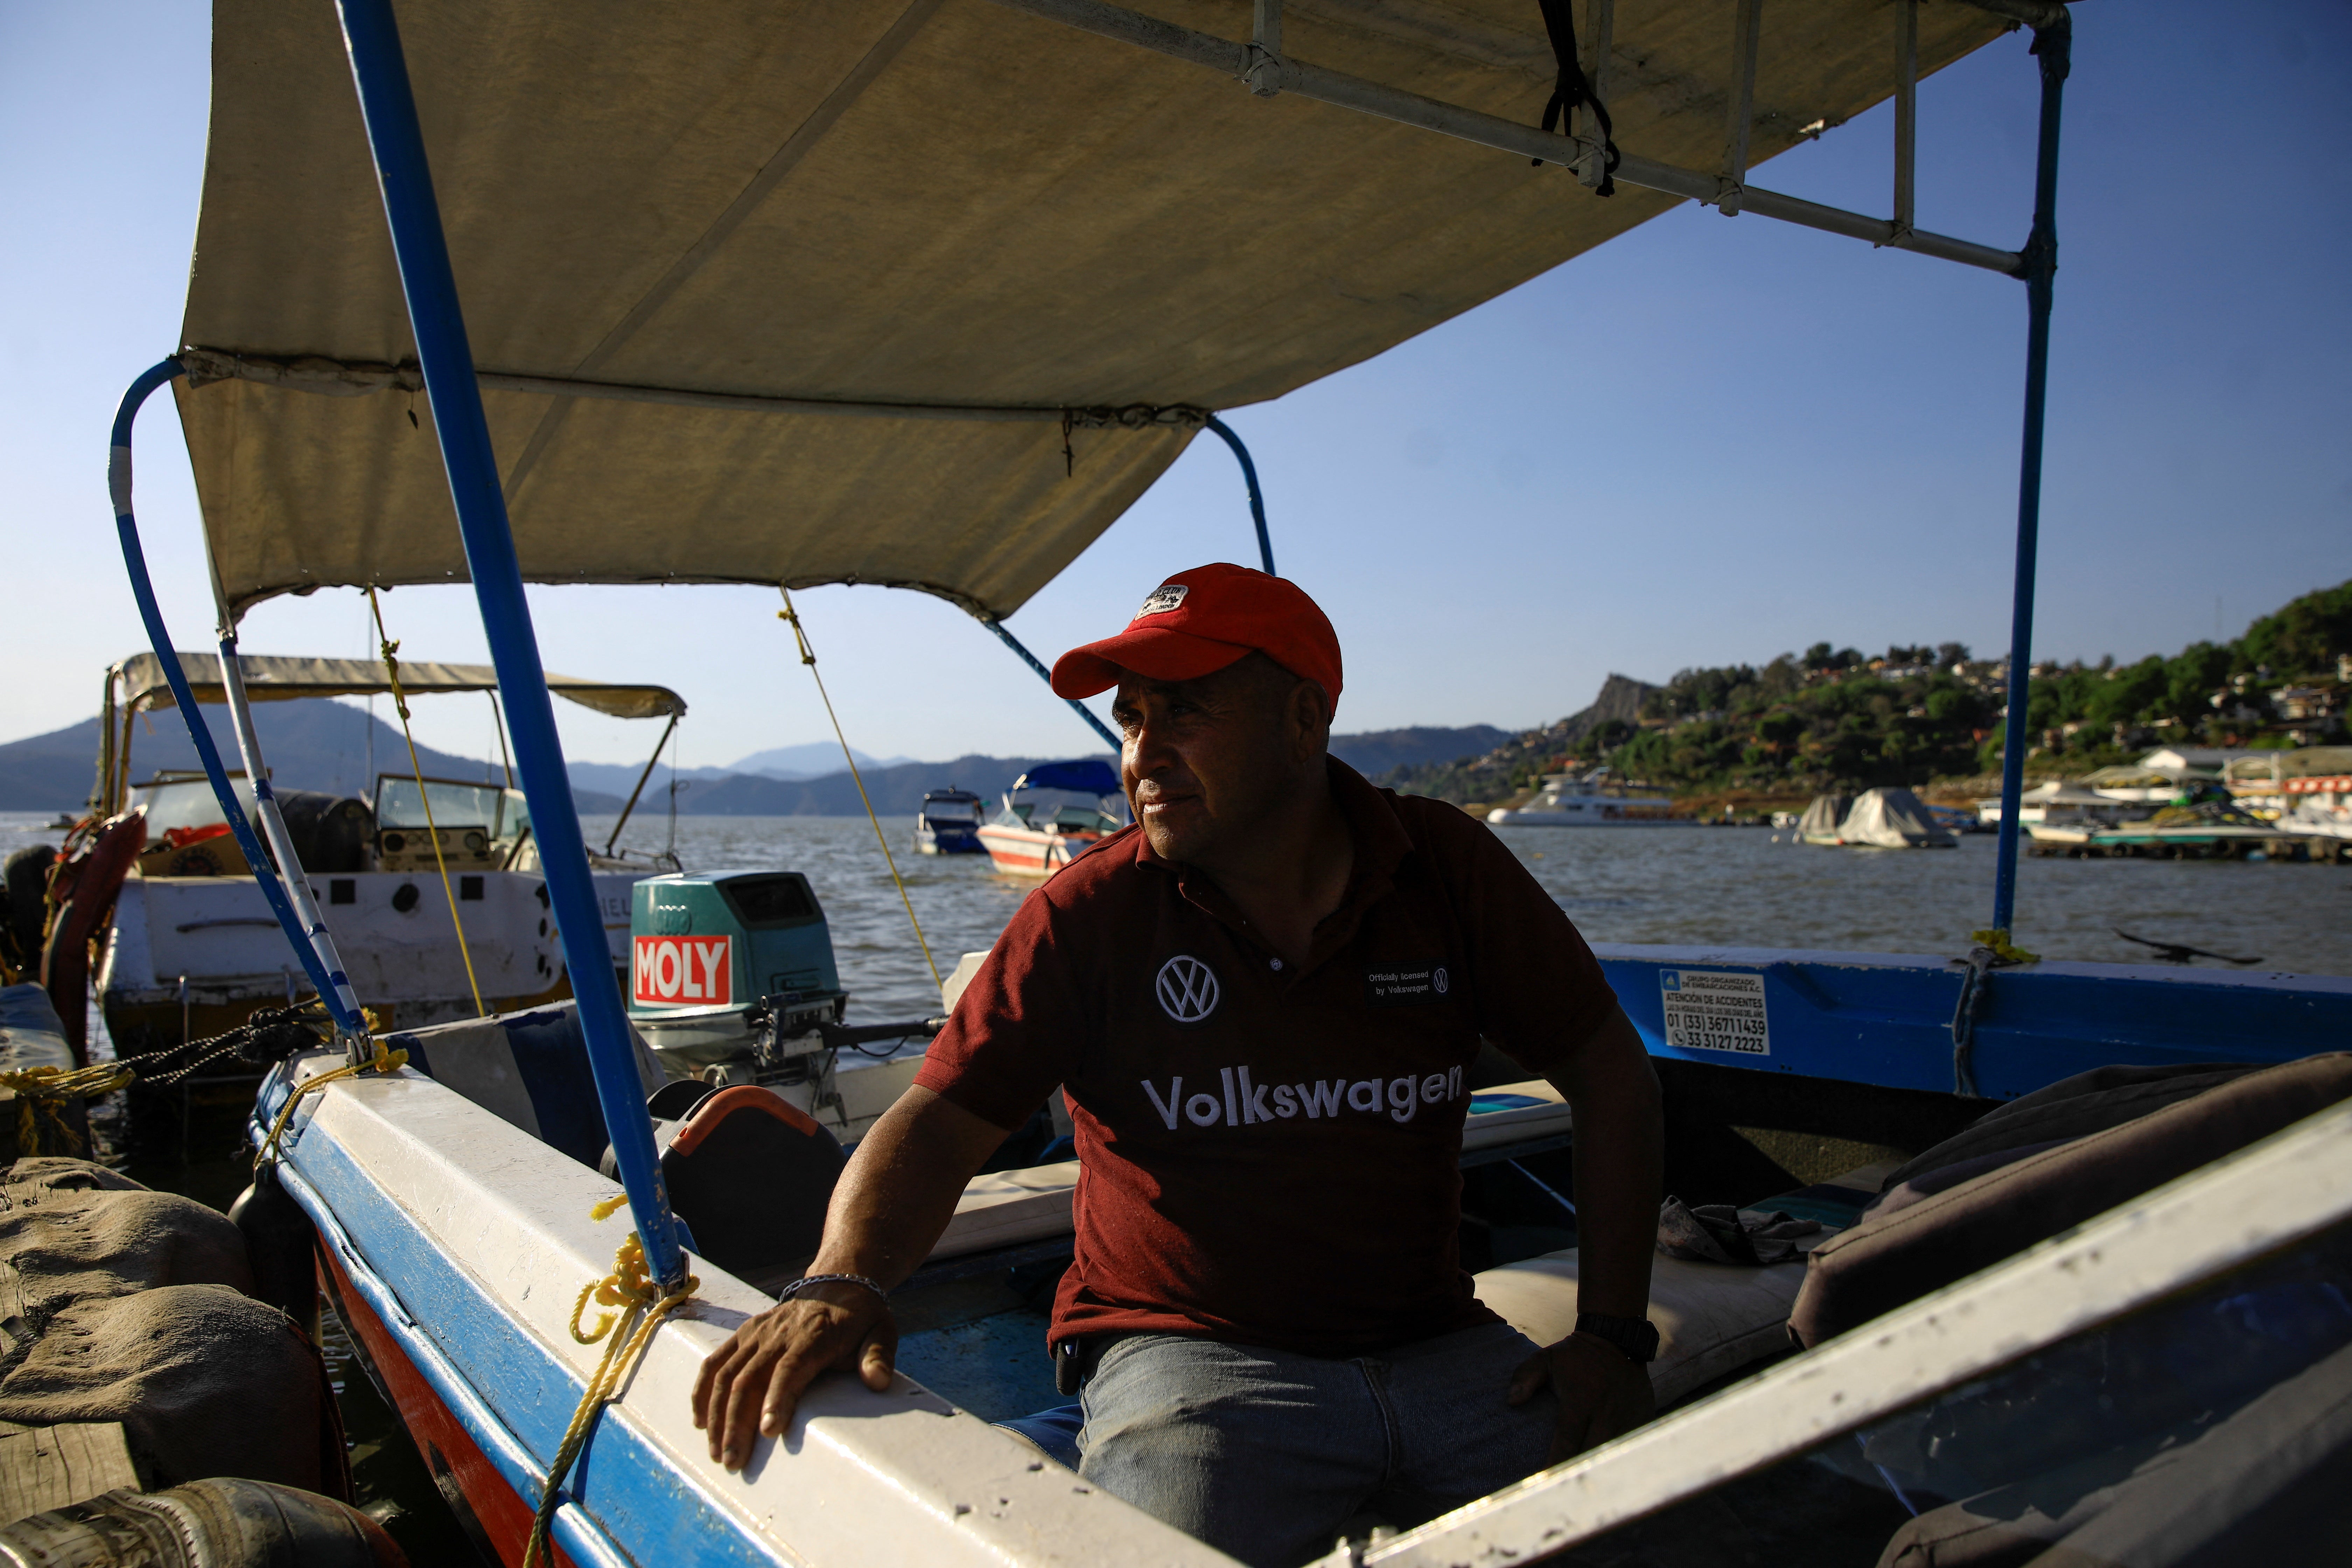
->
xmin=1050 ymin=563 xmax=1343 ymax=705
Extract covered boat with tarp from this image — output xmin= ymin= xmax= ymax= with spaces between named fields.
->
xmin=1795 ymin=791 xmax=1853 ymax=845
xmin=1835 ymin=785 xmax=1958 ymax=848
xmin=91 ymin=1 xmax=2352 ymax=1564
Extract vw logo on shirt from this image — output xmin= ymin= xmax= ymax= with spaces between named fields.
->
xmin=1156 ymin=954 xmax=1221 ymax=1023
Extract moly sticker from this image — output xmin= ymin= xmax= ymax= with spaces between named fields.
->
xmin=1658 ymin=969 xmax=1770 ymax=1056
xmin=1366 ymin=961 xmax=1450 ymax=1005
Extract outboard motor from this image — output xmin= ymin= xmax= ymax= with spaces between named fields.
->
xmin=625 ymin=870 xmax=847 ymax=1073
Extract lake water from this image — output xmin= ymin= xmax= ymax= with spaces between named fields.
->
xmin=15 ymin=808 xmax=2342 ymax=1026
xmin=583 ymin=814 xmax=2352 ymax=1023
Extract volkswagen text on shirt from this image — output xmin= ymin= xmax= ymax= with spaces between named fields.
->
xmin=916 ymin=760 xmax=1620 ymax=1358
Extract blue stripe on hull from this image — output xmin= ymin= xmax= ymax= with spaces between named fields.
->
xmin=280 ymin=1124 xmax=779 ymax=1566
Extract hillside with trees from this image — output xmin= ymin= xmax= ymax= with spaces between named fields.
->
xmin=1380 ymin=579 xmax=2352 ymax=804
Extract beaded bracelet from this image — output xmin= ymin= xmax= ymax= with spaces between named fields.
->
xmin=779 ymin=1272 xmax=886 ymax=1303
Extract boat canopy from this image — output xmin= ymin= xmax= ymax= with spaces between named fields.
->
xmin=177 ymin=0 xmax=2012 ymax=621
xmin=1013 ymin=760 xmax=1122 ymax=796
xmin=112 ymin=652 xmax=686 ymax=721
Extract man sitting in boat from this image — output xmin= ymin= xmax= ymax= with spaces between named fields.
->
xmin=694 ymin=564 xmax=1664 ymax=1565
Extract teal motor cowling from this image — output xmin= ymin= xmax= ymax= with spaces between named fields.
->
xmin=627 ymin=871 xmax=844 ymax=1068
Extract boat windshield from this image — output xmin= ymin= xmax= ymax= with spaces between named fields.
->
xmin=374 ymin=775 xmax=527 ymax=840
xmin=132 ymin=771 xmax=252 ymax=835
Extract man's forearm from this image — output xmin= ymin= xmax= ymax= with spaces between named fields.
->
xmin=1547 ymin=1007 xmax=1663 ymax=1321
xmin=807 ymin=1085 xmax=1011 ymax=1289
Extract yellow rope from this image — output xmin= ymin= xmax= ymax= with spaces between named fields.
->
xmin=368 ymin=588 xmax=488 ymax=1017
xmin=0 ymin=1064 xmax=134 ymax=1155
xmin=1968 ymin=927 xmax=2041 ymax=965
xmin=776 ymin=588 xmax=942 ymax=991
xmin=523 ymin=1197 xmax=699 ymax=1568
xmin=254 ymin=1041 xmax=409 ymax=1167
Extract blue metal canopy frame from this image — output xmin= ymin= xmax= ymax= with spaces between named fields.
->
xmin=986 ymin=0 xmax=2072 ymax=950
xmin=980 ymin=412 xmax=1275 ymax=753
xmin=108 ymin=360 xmax=368 ymax=1042
xmin=329 ymin=0 xmax=686 ymax=1286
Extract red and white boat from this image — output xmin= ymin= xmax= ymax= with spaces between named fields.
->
xmin=975 ymin=760 xmax=1128 ymax=877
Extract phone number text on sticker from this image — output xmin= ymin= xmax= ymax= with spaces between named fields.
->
xmin=1658 ymin=969 xmax=1770 ymax=1056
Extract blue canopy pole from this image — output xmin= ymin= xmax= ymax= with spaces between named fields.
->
xmin=979 ymin=616 xmax=1121 ymax=750
xmin=1988 ymin=16 xmax=2071 ymax=944
xmin=1202 ymin=415 xmax=1275 ymax=576
xmin=334 ymin=0 xmax=684 ymax=1283
xmin=109 ymin=360 xmax=366 ymax=1040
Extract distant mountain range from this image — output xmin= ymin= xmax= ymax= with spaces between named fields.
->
xmin=565 ymin=741 xmax=913 ymax=798
xmin=0 ymin=699 xmax=1512 ymax=817
xmin=0 ymin=702 xmax=534 ymax=814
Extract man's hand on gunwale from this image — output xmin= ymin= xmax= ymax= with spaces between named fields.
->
xmin=691 ymin=1281 xmax=898 ymax=1470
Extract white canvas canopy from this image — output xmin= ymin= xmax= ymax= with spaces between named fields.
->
xmin=176 ymin=0 xmax=2014 ymax=620
xmin=1837 ymin=786 xmax=1956 ymax=847
xmin=112 ymin=652 xmax=685 ymax=721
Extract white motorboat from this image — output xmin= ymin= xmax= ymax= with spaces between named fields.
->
xmin=975 ymin=761 xmax=1128 ymax=876
xmin=1972 ymin=778 xmax=2126 ymax=827
xmin=1487 ymin=769 xmax=1680 ymax=826
xmin=74 ymin=652 xmax=680 ymax=1058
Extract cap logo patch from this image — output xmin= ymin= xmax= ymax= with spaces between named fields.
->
xmin=1135 ymin=583 xmax=1189 ymax=618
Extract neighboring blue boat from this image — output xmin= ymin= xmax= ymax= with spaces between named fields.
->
xmin=101 ymin=1 xmax=2352 ymax=1565
xmin=915 ymin=788 xmax=987 ymax=855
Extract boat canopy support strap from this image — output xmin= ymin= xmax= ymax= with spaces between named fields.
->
xmin=108 ymin=359 xmax=367 ymax=1040
xmin=979 ymin=617 xmax=1121 ymax=752
xmin=1989 ymin=15 xmax=2070 ymax=940
xmin=1202 ymin=415 xmax=1276 ymax=576
xmin=977 ymin=0 xmax=2028 ymax=275
xmin=335 ymin=0 xmax=686 ymax=1286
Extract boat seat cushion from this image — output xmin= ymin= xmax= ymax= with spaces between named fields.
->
xmin=660 ymin=1087 xmax=845 ymax=1290
xmin=1791 ymin=1052 xmax=2352 ymax=1349
xmin=388 ymin=1000 xmax=666 ymax=1169
xmin=1475 ymin=1247 xmax=1818 ymax=1409
xmin=1874 ymin=1059 xmax=2273 ymax=1193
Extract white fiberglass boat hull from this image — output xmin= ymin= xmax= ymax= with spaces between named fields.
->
xmin=101 ymin=868 xmax=642 ymax=1043
xmin=269 ymin=1053 xmax=1228 ymax=1568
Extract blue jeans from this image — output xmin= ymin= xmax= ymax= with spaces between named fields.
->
xmin=1076 ymin=1321 xmax=1555 ymax=1568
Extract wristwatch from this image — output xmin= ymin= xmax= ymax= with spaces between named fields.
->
xmin=1574 ymin=1312 xmax=1660 ymax=1364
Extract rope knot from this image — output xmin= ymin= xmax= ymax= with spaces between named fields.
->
xmin=527 ymin=1201 xmax=698 ymax=1568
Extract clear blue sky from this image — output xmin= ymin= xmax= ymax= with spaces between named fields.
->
xmin=4 ymin=2 xmax=2346 ymax=772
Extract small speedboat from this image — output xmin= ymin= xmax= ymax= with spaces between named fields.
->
xmin=974 ymin=761 xmax=1126 ymax=877
xmin=914 ymin=788 xmax=986 ymax=855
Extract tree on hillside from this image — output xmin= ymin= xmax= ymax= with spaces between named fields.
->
xmin=2235 ymin=580 xmax=2352 ymax=677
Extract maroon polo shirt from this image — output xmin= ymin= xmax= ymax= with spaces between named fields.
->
xmin=914 ymin=758 xmax=1620 ymax=1358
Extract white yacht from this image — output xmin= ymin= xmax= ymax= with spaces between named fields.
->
xmin=1486 ymin=768 xmax=1680 ymax=826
